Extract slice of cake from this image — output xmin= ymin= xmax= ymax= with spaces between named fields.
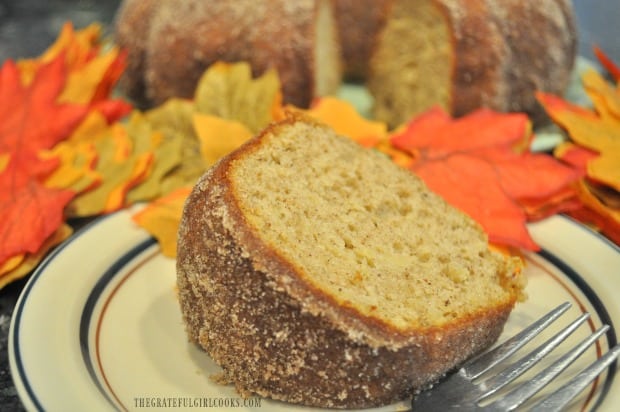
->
xmin=176 ymin=114 xmax=525 ymax=408
xmin=367 ymin=0 xmax=577 ymax=127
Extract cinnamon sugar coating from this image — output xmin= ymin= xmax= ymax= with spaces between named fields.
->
xmin=114 ymin=0 xmax=341 ymax=108
xmin=176 ymin=116 xmax=525 ymax=408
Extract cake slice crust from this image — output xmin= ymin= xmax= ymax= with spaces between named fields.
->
xmin=176 ymin=114 xmax=525 ymax=407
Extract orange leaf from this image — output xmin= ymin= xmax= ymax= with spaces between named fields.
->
xmin=567 ymin=180 xmax=620 ymax=245
xmin=132 ymin=187 xmax=192 ymax=257
xmin=0 ymin=54 xmax=88 ymax=266
xmin=538 ymin=72 xmax=620 ymax=192
xmin=307 ymin=97 xmax=387 ymax=147
xmin=16 ymin=21 xmax=131 ymax=123
xmin=193 ymin=113 xmax=253 ymax=166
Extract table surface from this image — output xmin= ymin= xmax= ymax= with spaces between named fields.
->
xmin=1 ymin=0 xmax=619 ymax=410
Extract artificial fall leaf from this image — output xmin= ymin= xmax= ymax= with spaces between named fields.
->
xmin=537 ymin=55 xmax=620 ymax=245
xmin=131 ymin=187 xmax=193 ymax=257
xmin=16 ymin=22 xmax=131 ymax=123
xmin=194 ymin=61 xmax=281 ymax=133
xmin=58 ymin=46 xmax=125 ymax=105
xmin=593 ymin=46 xmax=620 ymax=82
xmin=568 ymin=179 xmax=620 ymax=245
xmin=413 ymin=153 xmax=538 ymax=250
xmin=40 ymin=140 xmax=100 ymax=194
xmin=385 ymin=107 xmax=580 ymax=250
xmin=0 ymin=158 xmax=75 ymax=263
xmin=0 ymin=21 xmax=133 ymax=285
xmin=0 ymin=254 xmax=23 ymax=278
xmin=66 ymin=122 xmax=154 ymax=217
xmin=0 ymin=55 xmax=88 ymax=159
xmin=144 ymin=99 xmax=208 ymax=192
xmin=16 ymin=22 xmax=101 ymax=84
xmin=554 ymin=141 xmax=599 ymax=174
xmin=0 ymin=224 xmax=73 ymax=290
xmin=538 ymin=70 xmax=620 ymax=191
xmin=193 ymin=113 xmax=253 ymax=166
xmin=0 ymin=54 xmax=87 ymax=267
xmin=306 ymin=97 xmax=387 ymax=147
xmin=390 ymin=107 xmax=533 ymax=159
xmin=124 ymin=112 xmax=185 ymax=202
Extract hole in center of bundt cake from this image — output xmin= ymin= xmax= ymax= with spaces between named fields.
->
xmin=369 ymin=0 xmax=451 ymax=128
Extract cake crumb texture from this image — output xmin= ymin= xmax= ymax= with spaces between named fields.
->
xmin=176 ymin=115 xmax=525 ymax=408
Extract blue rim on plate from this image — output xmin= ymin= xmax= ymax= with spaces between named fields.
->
xmin=8 ymin=210 xmax=620 ymax=411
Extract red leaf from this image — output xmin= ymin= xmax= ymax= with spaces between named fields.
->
xmin=0 ymin=158 xmax=74 ymax=262
xmin=91 ymin=98 xmax=133 ymax=123
xmin=474 ymin=147 xmax=581 ymax=201
xmin=0 ymin=55 xmax=88 ymax=156
xmin=391 ymin=107 xmax=580 ymax=251
xmin=390 ymin=106 xmax=451 ymax=154
xmin=413 ymin=153 xmax=539 ymax=250
xmin=554 ymin=143 xmax=599 ymax=174
xmin=0 ymin=53 xmax=87 ymax=265
xmin=593 ymin=46 xmax=620 ymax=82
xmin=391 ymin=107 xmax=530 ymax=159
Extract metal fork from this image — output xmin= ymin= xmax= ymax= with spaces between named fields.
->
xmin=410 ymin=302 xmax=620 ymax=411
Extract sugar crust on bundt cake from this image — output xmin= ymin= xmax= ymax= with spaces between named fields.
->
xmin=368 ymin=0 xmax=578 ymax=126
xmin=114 ymin=0 xmax=341 ymax=108
xmin=115 ymin=0 xmax=577 ymax=128
xmin=176 ymin=114 xmax=525 ymax=408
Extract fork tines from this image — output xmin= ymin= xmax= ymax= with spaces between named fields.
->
xmin=411 ymin=302 xmax=620 ymax=412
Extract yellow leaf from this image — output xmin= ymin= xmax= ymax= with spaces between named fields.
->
xmin=105 ymin=152 xmax=153 ymax=213
xmin=582 ymin=69 xmax=620 ymax=124
xmin=41 ymin=141 xmax=100 ymax=194
xmin=145 ymin=99 xmax=208 ymax=192
xmin=194 ymin=61 xmax=281 ymax=133
xmin=17 ymin=22 xmax=102 ymax=85
xmin=132 ymin=187 xmax=192 ymax=257
xmin=193 ymin=113 xmax=253 ymax=166
xmin=66 ymin=110 xmax=111 ymax=143
xmin=539 ymin=75 xmax=620 ymax=191
xmin=58 ymin=47 xmax=123 ymax=104
xmin=123 ymin=112 xmax=185 ymax=202
xmin=0 ymin=254 xmax=24 ymax=277
xmin=38 ymin=22 xmax=101 ymax=65
xmin=0 ymin=153 xmax=9 ymax=172
xmin=67 ymin=124 xmax=154 ymax=216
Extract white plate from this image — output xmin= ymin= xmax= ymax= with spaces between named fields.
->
xmin=9 ymin=207 xmax=620 ymax=412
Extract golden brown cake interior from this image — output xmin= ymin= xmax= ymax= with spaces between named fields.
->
xmin=176 ymin=115 xmax=525 ymax=408
xmin=369 ymin=0 xmax=451 ymax=127
xmin=229 ymin=117 xmax=523 ymax=332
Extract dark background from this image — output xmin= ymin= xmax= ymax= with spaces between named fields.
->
xmin=0 ymin=0 xmax=619 ymax=410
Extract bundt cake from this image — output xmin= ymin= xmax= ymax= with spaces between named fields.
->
xmin=176 ymin=114 xmax=525 ymax=408
xmin=330 ymin=0 xmax=391 ymax=81
xmin=368 ymin=0 xmax=578 ymax=126
xmin=113 ymin=0 xmax=341 ymax=108
xmin=114 ymin=0 xmax=577 ymax=126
